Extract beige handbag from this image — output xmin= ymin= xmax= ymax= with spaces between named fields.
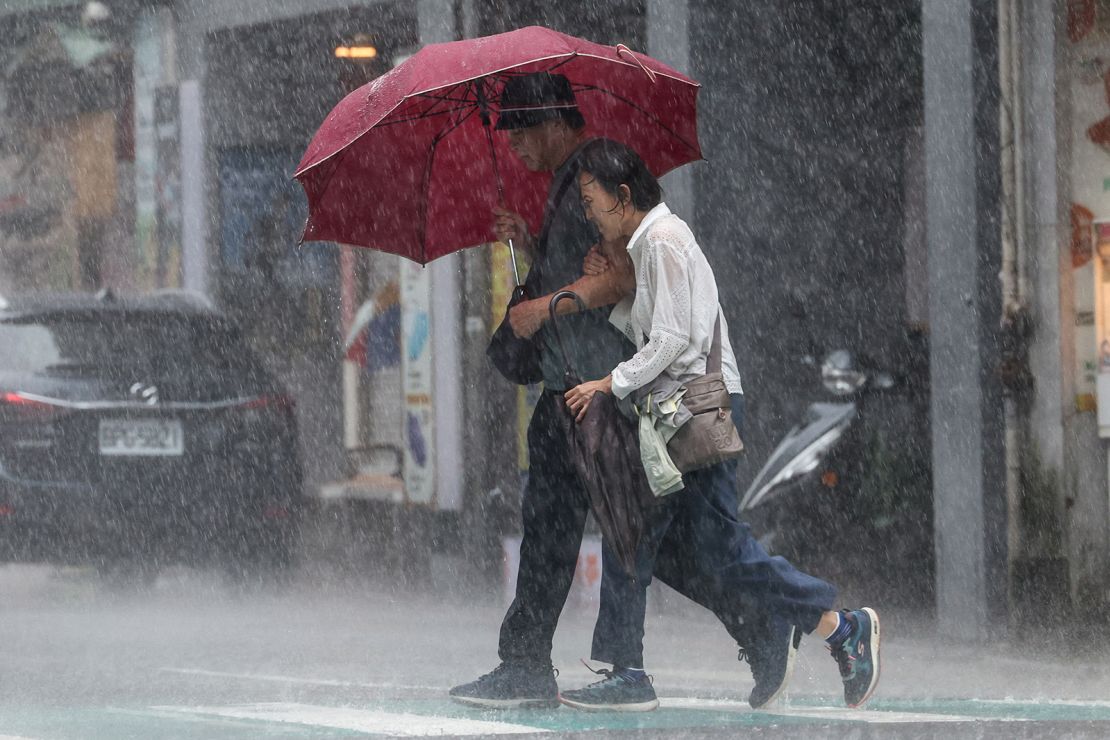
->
xmin=666 ymin=316 xmax=745 ymax=473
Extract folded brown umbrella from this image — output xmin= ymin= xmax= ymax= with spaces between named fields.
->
xmin=548 ymin=291 xmax=658 ymax=578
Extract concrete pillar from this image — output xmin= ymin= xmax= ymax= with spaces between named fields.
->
xmin=179 ymin=80 xmax=207 ymax=296
xmin=1020 ymin=0 xmax=1087 ymax=594
xmin=647 ymin=0 xmax=694 ymax=225
xmin=923 ymin=0 xmax=1007 ymax=638
xmin=419 ymin=0 xmax=464 ymax=512
xmin=176 ymin=5 xmax=210 ymax=297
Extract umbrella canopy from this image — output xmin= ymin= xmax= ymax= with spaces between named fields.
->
xmin=294 ymin=25 xmax=701 ymax=264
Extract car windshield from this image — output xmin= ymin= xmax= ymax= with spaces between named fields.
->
xmin=0 ymin=313 xmax=256 ymax=375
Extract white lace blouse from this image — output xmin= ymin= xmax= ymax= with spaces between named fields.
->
xmin=608 ymin=203 xmax=744 ymax=399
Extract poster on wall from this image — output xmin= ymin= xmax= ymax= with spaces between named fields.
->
xmin=401 ymin=259 xmax=435 ymax=505
xmin=154 ymin=85 xmax=181 ymax=287
xmin=132 ymin=10 xmax=159 ymax=287
xmin=216 ymin=147 xmax=333 ymax=286
xmin=1068 ymin=40 xmax=1110 ymax=413
xmin=489 ymin=241 xmax=541 ymax=476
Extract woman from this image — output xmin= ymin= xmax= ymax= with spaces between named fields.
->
xmin=559 ymin=139 xmax=881 ymax=712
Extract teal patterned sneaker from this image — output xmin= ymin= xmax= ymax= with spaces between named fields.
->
xmin=829 ymin=607 xmax=881 ymax=708
xmin=559 ymin=667 xmax=659 ymax=712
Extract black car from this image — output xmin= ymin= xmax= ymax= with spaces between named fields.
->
xmin=0 ymin=291 xmax=303 ymax=577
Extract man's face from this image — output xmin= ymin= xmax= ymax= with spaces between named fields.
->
xmin=505 ymin=119 xmax=562 ymax=172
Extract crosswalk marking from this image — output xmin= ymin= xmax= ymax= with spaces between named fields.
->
xmin=151 ymin=703 xmax=550 ymax=736
xmin=660 ymin=697 xmax=1011 ymax=723
xmin=760 ymin=706 xmax=1022 ymax=724
xmin=160 ymin=667 xmax=436 ymax=692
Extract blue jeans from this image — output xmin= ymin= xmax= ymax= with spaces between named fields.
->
xmin=590 ymin=394 xmax=837 ymax=668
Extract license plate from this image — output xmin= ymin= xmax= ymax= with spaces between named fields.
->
xmin=98 ymin=418 xmax=184 ymax=456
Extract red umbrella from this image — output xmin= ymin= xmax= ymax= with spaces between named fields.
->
xmin=293 ymin=25 xmax=701 ymax=265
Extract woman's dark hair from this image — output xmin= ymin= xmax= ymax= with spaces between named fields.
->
xmin=578 ymin=138 xmax=662 ymax=212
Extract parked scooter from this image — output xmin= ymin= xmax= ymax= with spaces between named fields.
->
xmin=740 ymin=350 xmax=892 ymax=513
xmin=738 ymin=350 xmax=903 ymax=561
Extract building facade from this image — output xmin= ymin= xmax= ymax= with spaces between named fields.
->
xmin=7 ymin=0 xmax=1108 ymax=632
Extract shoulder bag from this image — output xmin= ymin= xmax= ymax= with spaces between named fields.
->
xmin=664 ymin=316 xmax=745 ymax=472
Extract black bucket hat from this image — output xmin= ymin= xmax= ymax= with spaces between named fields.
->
xmin=496 ymin=72 xmax=585 ymax=130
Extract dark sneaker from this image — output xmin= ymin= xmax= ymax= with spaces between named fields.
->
xmin=739 ymin=616 xmax=800 ymax=709
xmin=558 ymin=667 xmax=659 ymax=712
xmin=829 ymin=607 xmax=881 ymax=708
xmin=449 ymin=662 xmax=560 ymax=709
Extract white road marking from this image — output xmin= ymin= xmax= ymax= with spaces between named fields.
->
xmin=160 ymin=667 xmax=438 ymax=692
xmin=151 ymin=703 xmax=548 ymax=736
xmin=661 ymin=697 xmax=1025 ymax=723
xmin=971 ymin=698 xmax=1110 ymax=709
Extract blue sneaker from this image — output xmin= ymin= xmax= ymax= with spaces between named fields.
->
xmin=739 ymin=616 xmax=800 ymax=708
xmin=829 ymin=608 xmax=881 ymax=707
xmin=559 ymin=666 xmax=659 ymax=712
xmin=449 ymin=662 xmax=560 ymax=709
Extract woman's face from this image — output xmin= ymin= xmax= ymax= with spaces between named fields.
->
xmin=579 ymin=171 xmax=626 ymax=241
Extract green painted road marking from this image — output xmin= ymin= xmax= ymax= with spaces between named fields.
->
xmin=863 ymin=697 xmax=1110 ymax=723
xmin=3 ymin=696 xmax=1110 ymax=737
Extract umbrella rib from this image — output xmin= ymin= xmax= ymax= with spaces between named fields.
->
xmin=298 ymin=145 xmax=351 ymax=245
xmin=418 ymin=138 xmax=438 ymax=264
xmin=372 ymin=81 xmax=478 ymax=129
xmin=374 ymin=103 xmax=475 ymax=128
xmin=408 ymin=81 xmax=476 ymax=119
xmin=416 ymin=106 xmax=479 ymax=262
xmin=576 ymin=83 xmax=701 ymax=160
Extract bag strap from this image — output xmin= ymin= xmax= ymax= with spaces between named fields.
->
xmin=521 ymin=152 xmax=578 ymax=292
xmin=533 ymin=140 xmax=591 ymax=259
xmin=708 ymin=313 xmax=722 ymax=374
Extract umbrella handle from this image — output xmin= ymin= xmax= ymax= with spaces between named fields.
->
xmin=549 ymin=290 xmax=587 ymax=388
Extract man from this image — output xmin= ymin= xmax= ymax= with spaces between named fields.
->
xmin=449 ymin=72 xmax=797 ymax=712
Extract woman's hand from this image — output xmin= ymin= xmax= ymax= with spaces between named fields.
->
xmin=564 ymin=375 xmax=613 ymax=423
xmin=582 ymin=245 xmax=611 ymax=276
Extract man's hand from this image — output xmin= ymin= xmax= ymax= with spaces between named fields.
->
xmin=583 ymin=245 xmax=611 ymax=276
xmin=564 ymin=375 xmax=613 ymax=423
xmin=508 ymin=297 xmax=548 ymax=339
xmin=493 ymin=206 xmax=533 ymax=252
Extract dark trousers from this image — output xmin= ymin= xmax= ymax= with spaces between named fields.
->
xmin=590 ymin=395 xmax=838 ymax=668
xmin=499 ymin=391 xmax=801 ymax=665
xmin=498 ymin=390 xmax=591 ymax=665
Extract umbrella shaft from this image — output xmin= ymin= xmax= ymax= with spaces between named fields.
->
xmin=508 ymin=237 xmax=521 ymax=286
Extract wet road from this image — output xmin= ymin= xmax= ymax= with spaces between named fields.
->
xmin=3 ymin=562 xmax=1110 ymax=738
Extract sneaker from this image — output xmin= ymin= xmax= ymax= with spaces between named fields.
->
xmin=449 ymin=662 xmax=560 ymax=709
xmin=829 ymin=607 xmax=881 ymax=708
xmin=739 ymin=616 xmax=800 ymax=709
xmin=558 ymin=666 xmax=659 ymax=712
